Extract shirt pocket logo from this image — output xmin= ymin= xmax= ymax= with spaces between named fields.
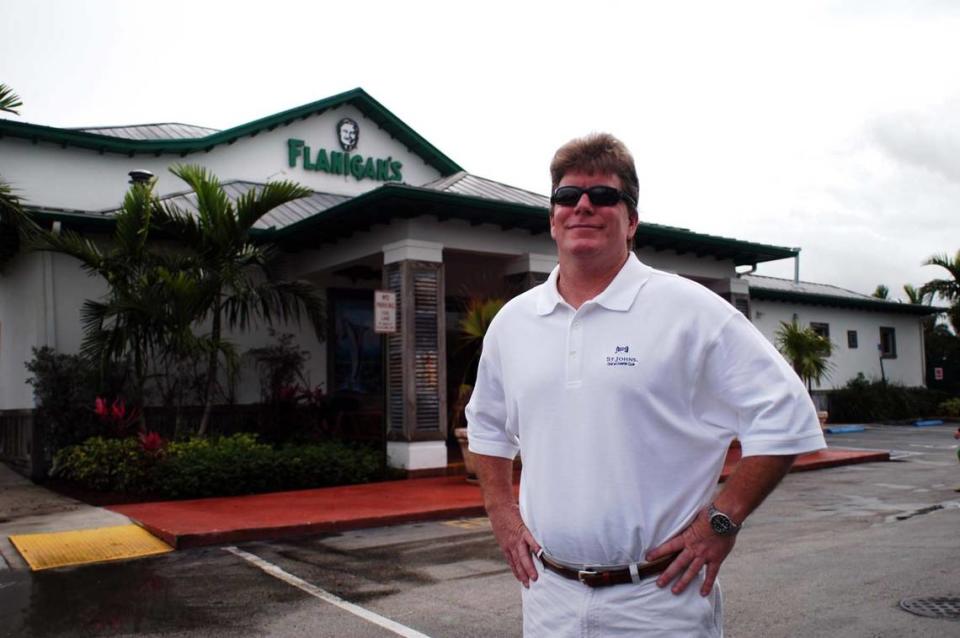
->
xmin=606 ymin=345 xmax=637 ymax=367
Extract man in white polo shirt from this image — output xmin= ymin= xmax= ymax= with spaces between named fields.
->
xmin=466 ymin=133 xmax=826 ymax=636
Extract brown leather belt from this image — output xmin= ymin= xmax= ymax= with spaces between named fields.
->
xmin=537 ymin=550 xmax=680 ymax=588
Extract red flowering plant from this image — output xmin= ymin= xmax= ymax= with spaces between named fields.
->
xmin=93 ymin=396 xmax=142 ymax=438
xmin=138 ymin=430 xmax=166 ymax=456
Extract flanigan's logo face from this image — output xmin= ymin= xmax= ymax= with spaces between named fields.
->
xmin=337 ymin=118 xmax=359 ymax=152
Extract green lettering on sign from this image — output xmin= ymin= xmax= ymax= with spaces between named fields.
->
xmin=330 ymin=151 xmax=344 ymax=175
xmin=349 ymin=154 xmax=364 ymax=180
xmin=315 ymin=148 xmax=329 ymax=172
xmin=287 ymin=139 xmax=304 ymax=168
xmin=285 ymin=138 xmax=405 ymax=182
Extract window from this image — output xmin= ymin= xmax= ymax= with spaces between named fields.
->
xmin=879 ymin=327 xmax=897 ymax=358
xmin=810 ymin=322 xmax=830 ymax=339
xmin=847 ymin=330 xmax=858 ymax=349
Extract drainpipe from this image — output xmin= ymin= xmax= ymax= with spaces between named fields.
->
xmin=40 ymin=222 xmax=62 ymax=350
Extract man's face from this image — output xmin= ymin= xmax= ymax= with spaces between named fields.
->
xmin=549 ymin=171 xmax=638 ymax=263
xmin=339 ymin=122 xmax=358 ymax=148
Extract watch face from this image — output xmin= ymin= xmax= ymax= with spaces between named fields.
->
xmin=710 ymin=513 xmax=735 ymax=535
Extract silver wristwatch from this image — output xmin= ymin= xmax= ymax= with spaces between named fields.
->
xmin=707 ymin=503 xmax=741 ymax=536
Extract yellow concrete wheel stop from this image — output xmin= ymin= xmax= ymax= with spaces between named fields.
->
xmin=9 ymin=524 xmax=173 ymax=571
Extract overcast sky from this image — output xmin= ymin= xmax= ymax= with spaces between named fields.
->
xmin=2 ymin=0 xmax=958 ymax=298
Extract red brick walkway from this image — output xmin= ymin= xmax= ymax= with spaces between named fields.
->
xmin=109 ymin=447 xmax=888 ymax=549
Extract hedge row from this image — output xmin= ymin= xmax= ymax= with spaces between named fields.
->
xmin=827 ymin=375 xmax=954 ymax=423
xmin=51 ymin=434 xmax=388 ymax=499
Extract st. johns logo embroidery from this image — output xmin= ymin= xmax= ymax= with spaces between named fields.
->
xmin=606 ymin=345 xmax=637 ymax=367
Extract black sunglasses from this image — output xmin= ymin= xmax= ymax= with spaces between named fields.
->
xmin=550 ymin=185 xmax=637 ymax=208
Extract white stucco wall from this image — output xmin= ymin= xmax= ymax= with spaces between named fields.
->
xmin=636 ymin=247 xmax=737 ymax=280
xmin=750 ymin=299 xmax=926 ymax=389
xmin=0 ymin=253 xmax=46 ymax=408
xmin=0 ymin=104 xmax=442 ymax=211
xmin=0 ymin=250 xmax=107 ymax=409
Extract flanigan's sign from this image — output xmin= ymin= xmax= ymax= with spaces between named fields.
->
xmin=287 ymin=138 xmax=403 ymax=182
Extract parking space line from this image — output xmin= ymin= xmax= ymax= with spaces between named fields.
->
xmin=225 ymin=546 xmax=432 ymax=638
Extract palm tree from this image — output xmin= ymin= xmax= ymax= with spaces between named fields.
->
xmin=903 ymin=283 xmax=938 ymax=337
xmin=31 ymin=179 xmax=197 ymax=413
xmin=872 ymin=284 xmax=889 ymax=300
xmin=920 ymin=250 xmax=960 ymax=333
xmin=153 ymin=165 xmax=325 ymax=435
xmin=775 ymin=321 xmax=833 ymax=391
xmin=903 ymin=283 xmax=932 ymax=305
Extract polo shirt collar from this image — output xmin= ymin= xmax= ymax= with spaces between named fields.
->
xmin=536 ymin=253 xmax=653 ymax=315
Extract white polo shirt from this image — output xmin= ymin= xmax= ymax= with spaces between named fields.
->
xmin=466 ymin=254 xmax=825 ymax=566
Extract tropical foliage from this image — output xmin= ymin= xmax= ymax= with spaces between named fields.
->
xmin=774 ymin=321 xmax=833 ymax=391
xmin=920 ymin=250 xmax=960 ymax=333
xmin=457 ymin=296 xmax=504 ymax=387
xmin=0 ymin=82 xmax=36 ymax=271
xmin=51 ymin=433 xmax=387 ymax=499
xmin=31 ymin=179 xmax=197 ymax=416
xmin=0 ymin=83 xmax=23 ymax=114
xmin=902 ymin=283 xmax=933 ymax=306
xmin=152 ymin=165 xmax=325 ymax=434
xmin=871 ymin=284 xmax=889 ymax=300
xmin=30 ymin=165 xmax=326 ymax=435
xmin=827 ymin=374 xmax=950 ymax=423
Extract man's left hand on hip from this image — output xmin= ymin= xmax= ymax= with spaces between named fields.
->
xmin=645 ymin=512 xmax=736 ymax=597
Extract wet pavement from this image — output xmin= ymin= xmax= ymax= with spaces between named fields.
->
xmin=0 ymin=423 xmax=957 ymax=637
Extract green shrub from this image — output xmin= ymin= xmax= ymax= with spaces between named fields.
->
xmin=25 ymin=346 xmax=132 ymax=451
xmin=828 ymin=374 xmax=952 ymax=422
xmin=154 ymin=433 xmax=277 ymax=498
xmin=938 ymin=398 xmax=960 ymax=417
xmin=51 ymin=437 xmax=155 ymax=493
xmin=52 ymin=433 xmax=387 ymax=499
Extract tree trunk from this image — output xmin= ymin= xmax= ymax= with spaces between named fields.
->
xmin=197 ymin=306 xmax=221 ymax=437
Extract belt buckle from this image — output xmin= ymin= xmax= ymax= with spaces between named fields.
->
xmin=577 ymin=568 xmax=598 ymax=585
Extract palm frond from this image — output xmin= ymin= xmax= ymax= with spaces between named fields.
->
xmin=459 ymin=298 xmax=505 ymax=342
xmin=29 ymin=226 xmax=106 ymax=274
xmin=234 ymin=180 xmax=312 ymax=232
xmin=152 ymin=200 xmax=206 ymax=249
xmin=112 ymin=181 xmax=156 ymax=257
xmin=0 ymin=84 xmax=22 ymax=114
xmin=169 ymin=164 xmax=234 ymax=241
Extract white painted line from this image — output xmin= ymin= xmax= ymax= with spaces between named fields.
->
xmin=225 ymin=546 xmax=432 ymax=638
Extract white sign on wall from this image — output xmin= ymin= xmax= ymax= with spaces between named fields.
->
xmin=934 ymin=367 xmax=944 ymax=381
xmin=374 ymin=290 xmax=397 ymax=334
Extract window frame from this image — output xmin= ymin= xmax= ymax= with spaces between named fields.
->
xmin=810 ymin=322 xmax=830 ymax=340
xmin=847 ymin=330 xmax=858 ymax=349
xmin=879 ymin=326 xmax=897 ymax=359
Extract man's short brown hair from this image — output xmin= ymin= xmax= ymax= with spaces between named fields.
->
xmin=549 ymin=132 xmax=639 ymax=223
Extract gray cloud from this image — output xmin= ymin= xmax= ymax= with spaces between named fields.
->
xmin=870 ymin=99 xmax=960 ymax=184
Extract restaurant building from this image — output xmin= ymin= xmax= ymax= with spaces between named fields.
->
xmin=0 ymin=88 xmax=938 ymax=471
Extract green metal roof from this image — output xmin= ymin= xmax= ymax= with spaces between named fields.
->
xmin=0 ymin=88 xmax=463 ymax=176
xmin=26 ymin=182 xmax=798 ymax=267
xmin=749 ymin=285 xmax=943 ymax=315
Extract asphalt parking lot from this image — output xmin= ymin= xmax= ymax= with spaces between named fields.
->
xmin=1 ymin=424 xmax=958 ymax=637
